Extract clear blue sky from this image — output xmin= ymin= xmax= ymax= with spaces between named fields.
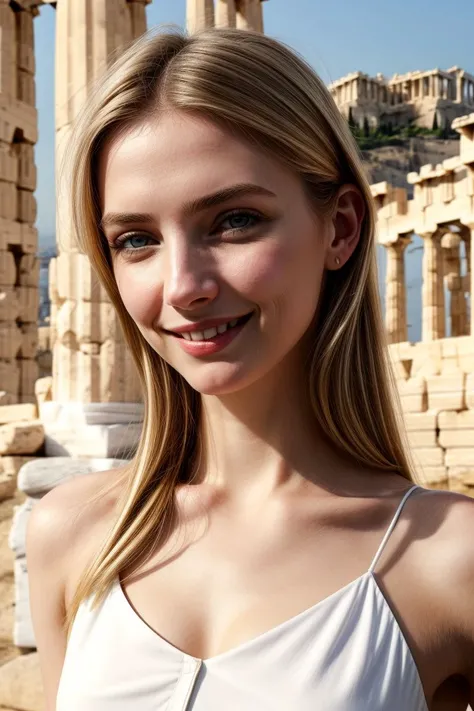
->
xmin=34 ymin=0 xmax=474 ymax=241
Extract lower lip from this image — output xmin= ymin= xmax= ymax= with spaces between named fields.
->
xmin=170 ymin=316 xmax=252 ymax=356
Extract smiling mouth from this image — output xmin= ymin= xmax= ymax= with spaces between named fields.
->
xmin=170 ymin=313 xmax=253 ymax=342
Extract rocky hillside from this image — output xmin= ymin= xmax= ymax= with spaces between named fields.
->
xmin=361 ymin=137 xmax=460 ymax=192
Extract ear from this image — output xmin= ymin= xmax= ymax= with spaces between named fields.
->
xmin=324 ymin=185 xmax=365 ymax=270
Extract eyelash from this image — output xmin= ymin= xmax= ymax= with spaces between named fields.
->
xmin=109 ymin=209 xmax=265 ymax=254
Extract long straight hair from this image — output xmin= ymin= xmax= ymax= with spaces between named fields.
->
xmin=64 ymin=27 xmax=416 ymax=634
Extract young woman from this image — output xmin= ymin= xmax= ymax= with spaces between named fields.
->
xmin=27 ymin=27 xmax=474 ymax=711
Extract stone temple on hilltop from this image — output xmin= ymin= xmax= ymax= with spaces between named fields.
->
xmin=330 ymin=67 xmax=474 ymax=131
xmin=0 ymin=2 xmax=473 ymax=708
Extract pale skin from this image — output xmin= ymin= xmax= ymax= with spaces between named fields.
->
xmin=27 ymin=110 xmax=474 ymax=710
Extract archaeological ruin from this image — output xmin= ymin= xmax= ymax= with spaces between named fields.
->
xmin=330 ymin=67 xmax=474 ymax=131
xmin=0 ymin=0 xmax=472 ymax=708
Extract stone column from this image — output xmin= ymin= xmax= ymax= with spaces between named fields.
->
xmin=466 ymin=224 xmax=474 ymax=336
xmin=385 ymin=236 xmax=410 ymax=344
xmin=187 ymin=0 xmax=214 ymax=32
xmin=236 ymin=0 xmax=263 ymax=31
xmin=441 ymin=232 xmax=468 ymax=337
xmin=0 ymin=1 xmax=39 ymax=405
xmin=215 ymin=0 xmax=237 ymax=27
xmin=421 ymin=230 xmax=445 ymax=341
xmin=49 ymin=0 xmax=149 ymax=455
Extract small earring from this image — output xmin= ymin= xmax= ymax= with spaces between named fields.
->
xmin=335 ymin=257 xmax=341 ymax=266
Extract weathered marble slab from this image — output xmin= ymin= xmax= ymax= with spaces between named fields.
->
xmin=44 ymin=423 xmax=142 ymax=458
xmin=17 ymin=456 xmax=128 ymax=497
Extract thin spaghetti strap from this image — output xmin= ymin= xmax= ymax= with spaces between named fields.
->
xmin=368 ymin=485 xmax=421 ymax=574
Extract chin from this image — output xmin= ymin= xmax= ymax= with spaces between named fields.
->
xmin=178 ymin=361 xmax=266 ymax=397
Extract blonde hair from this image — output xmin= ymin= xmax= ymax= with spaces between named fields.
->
xmin=64 ymin=27 xmax=416 ymax=633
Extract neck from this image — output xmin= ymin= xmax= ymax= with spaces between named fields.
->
xmin=194 ymin=351 xmax=355 ymax=502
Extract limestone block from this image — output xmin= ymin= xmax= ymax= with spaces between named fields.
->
xmin=19 ymin=359 xmax=38 ymax=399
xmin=18 ymin=456 xmax=128 ymax=497
xmin=0 ymin=141 xmax=17 ymax=183
xmin=44 ymin=422 xmax=141 ymax=458
xmin=402 ymin=412 xmax=437 ymax=431
xmin=76 ymin=347 xmax=101 ymax=402
xmin=411 ymin=447 xmax=444 ymax=467
xmin=37 ymin=326 xmax=50 ymax=352
xmin=19 ymin=322 xmax=37 ymax=358
xmin=467 ymin=373 xmax=474 ymax=408
xmin=18 ymin=253 xmax=38 ymax=286
xmin=396 ymin=376 xmax=427 ymax=413
xmin=0 ymin=322 xmax=21 ymax=359
xmin=415 ymin=465 xmax=448 ymax=487
xmin=15 ymin=143 xmax=35 ymax=192
xmin=100 ymin=301 xmax=124 ymax=342
xmin=0 ymin=180 xmax=17 ymax=220
xmin=445 ymin=449 xmax=474 ymax=467
xmin=0 ymin=217 xmax=20 ymax=250
xmin=426 ymin=373 xmax=466 ymax=412
xmin=39 ymin=401 xmax=144 ymax=428
xmin=459 ymin=356 xmax=474 ymax=374
xmin=410 ymin=342 xmax=442 ymax=377
xmin=0 ymin=249 xmax=15 ymax=286
xmin=20 ymin=223 xmax=37 ymax=253
xmin=0 ymin=360 xmax=20 ymax=399
xmin=18 ymin=66 xmax=35 ymax=103
xmin=17 ymin=188 xmax=36 ymax=223
xmin=34 ymin=376 xmax=52 ymax=406
xmin=0 ymin=420 xmax=44 ymax=456
xmin=76 ymin=299 xmax=103 ymax=343
xmin=439 ymin=430 xmax=474 ymax=448
xmin=449 ymin=466 xmax=474 ymax=486
xmin=0 ymin=471 xmax=15 ymax=500
xmin=407 ymin=430 xmax=437 ymax=448
xmin=13 ymin=557 xmax=35 ymax=649
xmin=55 ymin=252 xmax=109 ymax=303
xmin=0 ymin=455 xmax=35 ymax=476
xmin=439 ymin=410 xmax=474 ymax=429
xmin=0 ymin=403 xmax=36 ymax=424
xmin=9 ymin=496 xmax=41 ymax=557
xmin=0 ymin=6 xmax=16 ymax=102
xmin=0 ymin=651 xmax=44 ymax=710
xmin=0 ymin=97 xmax=38 ymax=145
xmin=0 ymin=286 xmax=19 ymax=320
xmin=0 ymin=391 xmax=14 ymax=405
xmin=15 ymin=285 xmax=39 ymax=322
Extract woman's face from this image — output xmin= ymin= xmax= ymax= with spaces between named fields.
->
xmin=98 ymin=111 xmax=340 ymax=395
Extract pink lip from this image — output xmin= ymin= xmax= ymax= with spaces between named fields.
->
xmin=164 ymin=313 xmax=251 ymax=335
xmin=173 ymin=314 xmax=252 ymax=356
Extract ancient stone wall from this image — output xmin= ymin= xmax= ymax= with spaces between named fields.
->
xmin=0 ymin=1 xmax=39 ymax=406
xmin=331 ymin=67 xmax=474 ymax=131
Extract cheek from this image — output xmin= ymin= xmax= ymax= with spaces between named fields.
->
xmin=114 ymin=263 xmax=163 ymax=324
xmin=226 ymin=231 xmax=324 ymax=313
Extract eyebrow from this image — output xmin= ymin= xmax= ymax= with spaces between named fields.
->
xmin=100 ymin=183 xmax=276 ymax=229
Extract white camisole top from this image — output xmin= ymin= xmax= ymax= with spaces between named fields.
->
xmin=56 ymin=484 xmax=429 ymax=711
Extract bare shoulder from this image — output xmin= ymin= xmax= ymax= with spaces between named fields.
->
xmin=411 ymin=487 xmax=474 ymax=637
xmin=25 ymin=469 xmax=128 ymax=711
xmin=26 ymin=467 xmax=127 ymax=594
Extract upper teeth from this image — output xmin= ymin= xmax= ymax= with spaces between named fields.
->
xmin=182 ymin=318 xmax=239 ymax=341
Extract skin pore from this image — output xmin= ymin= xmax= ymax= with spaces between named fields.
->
xmin=93 ymin=110 xmax=474 ymax=709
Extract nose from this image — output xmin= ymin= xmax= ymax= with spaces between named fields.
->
xmin=163 ymin=239 xmax=218 ymax=310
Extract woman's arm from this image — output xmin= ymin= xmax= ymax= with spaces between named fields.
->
xmin=26 ymin=487 xmax=71 ymax=711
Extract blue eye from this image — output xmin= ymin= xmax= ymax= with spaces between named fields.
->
xmin=112 ymin=233 xmax=155 ymax=252
xmin=220 ymin=211 xmax=260 ymax=233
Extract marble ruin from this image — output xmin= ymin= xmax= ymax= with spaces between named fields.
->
xmin=330 ymin=67 xmax=474 ymax=131
xmin=0 ymin=0 xmax=472 ymax=707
